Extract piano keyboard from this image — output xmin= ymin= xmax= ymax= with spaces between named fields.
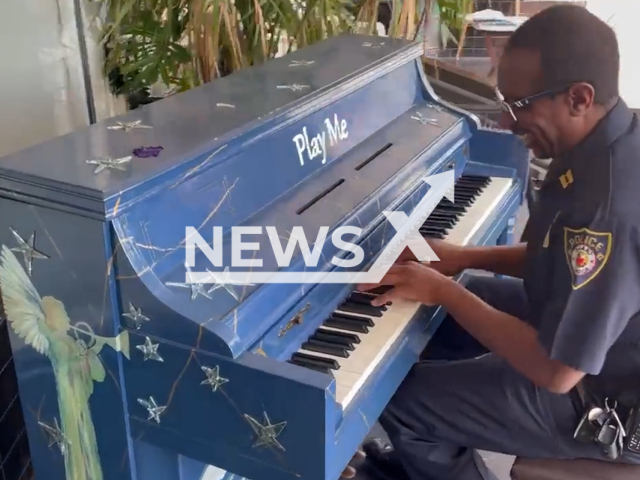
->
xmin=286 ymin=175 xmax=513 ymax=408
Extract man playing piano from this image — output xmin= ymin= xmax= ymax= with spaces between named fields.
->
xmin=354 ymin=5 xmax=640 ymax=480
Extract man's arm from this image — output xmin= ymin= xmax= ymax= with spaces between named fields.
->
xmin=462 ymin=243 xmax=528 ymax=278
xmin=434 ymin=217 xmax=640 ymax=393
xmin=435 ymin=280 xmax=584 ymax=393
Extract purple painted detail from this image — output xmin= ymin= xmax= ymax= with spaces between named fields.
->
xmin=133 ymin=146 xmax=164 ymax=158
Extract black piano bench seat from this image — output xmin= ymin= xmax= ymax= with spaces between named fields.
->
xmin=510 ymin=457 xmax=640 ymax=480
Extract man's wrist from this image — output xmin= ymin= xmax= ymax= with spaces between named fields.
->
xmin=430 ymin=275 xmax=463 ymax=308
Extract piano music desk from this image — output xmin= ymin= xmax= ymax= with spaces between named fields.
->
xmin=0 ymin=34 xmax=528 ymax=480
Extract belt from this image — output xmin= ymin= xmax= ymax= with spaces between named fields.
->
xmin=571 ymin=381 xmax=589 ymax=410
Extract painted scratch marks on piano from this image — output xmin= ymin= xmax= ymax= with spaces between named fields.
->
xmin=116 ymin=176 xmax=239 ymax=281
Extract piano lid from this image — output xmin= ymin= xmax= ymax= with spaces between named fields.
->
xmin=0 ymin=34 xmax=420 ymax=215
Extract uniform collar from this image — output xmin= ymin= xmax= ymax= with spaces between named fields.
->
xmin=544 ymin=98 xmax=634 ymax=189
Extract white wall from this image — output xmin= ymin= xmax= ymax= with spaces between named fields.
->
xmin=584 ymin=0 xmax=640 ymax=108
xmin=0 ymin=0 xmax=125 ymax=158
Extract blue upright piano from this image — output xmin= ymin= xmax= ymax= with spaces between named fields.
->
xmin=0 ymin=34 xmax=528 ymax=480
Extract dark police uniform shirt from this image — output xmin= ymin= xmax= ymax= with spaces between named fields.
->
xmin=523 ymin=99 xmax=640 ymax=397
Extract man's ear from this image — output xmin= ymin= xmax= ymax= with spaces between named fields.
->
xmin=567 ymin=83 xmax=595 ymax=116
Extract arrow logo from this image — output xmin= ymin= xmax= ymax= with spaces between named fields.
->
xmin=185 ymin=170 xmax=454 ymax=285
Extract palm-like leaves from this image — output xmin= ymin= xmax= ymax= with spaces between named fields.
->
xmin=91 ymin=0 xmax=468 ymax=97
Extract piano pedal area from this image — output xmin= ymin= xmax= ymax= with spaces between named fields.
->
xmin=286 ymin=174 xmax=507 ymax=407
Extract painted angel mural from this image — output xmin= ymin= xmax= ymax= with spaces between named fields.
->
xmin=0 ymin=245 xmax=131 ymax=480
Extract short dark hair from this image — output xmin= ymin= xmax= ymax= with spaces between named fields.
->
xmin=505 ymin=5 xmax=619 ymax=105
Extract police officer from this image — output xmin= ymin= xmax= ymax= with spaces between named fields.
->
xmin=349 ymin=5 xmax=640 ymax=480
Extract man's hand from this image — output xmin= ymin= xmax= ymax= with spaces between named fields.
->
xmin=398 ymin=236 xmax=527 ymax=279
xmin=358 ymin=261 xmax=453 ymax=306
xmin=397 ymin=239 xmax=469 ymax=277
xmin=340 ymin=450 xmax=365 ymax=478
xmin=358 ymin=260 xmax=586 ymax=394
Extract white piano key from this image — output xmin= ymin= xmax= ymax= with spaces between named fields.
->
xmin=445 ymin=177 xmax=514 ymax=247
xmin=294 ymin=175 xmax=514 ymax=409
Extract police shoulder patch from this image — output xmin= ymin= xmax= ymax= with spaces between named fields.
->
xmin=563 ymin=227 xmax=612 ymax=289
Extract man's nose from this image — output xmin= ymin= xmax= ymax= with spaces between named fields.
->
xmin=498 ymin=110 xmax=516 ymax=130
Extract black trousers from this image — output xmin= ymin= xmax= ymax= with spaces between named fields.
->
xmin=377 ymin=275 xmax=636 ymax=480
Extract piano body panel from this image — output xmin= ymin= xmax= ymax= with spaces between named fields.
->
xmin=468 ymin=129 xmax=530 ymax=204
xmin=0 ymin=196 xmax=135 ymax=480
xmin=111 ymin=234 xmax=237 ymax=357
xmin=252 ymin=142 xmax=471 ymax=362
xmin=109 ymin=45 xmax=442 ymax=359
xmin=122 ymin=330 xmax=336 ymax=480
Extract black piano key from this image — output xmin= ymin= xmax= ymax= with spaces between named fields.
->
xmin=332 ymin=312 xmax=375 ymax=327
xmin=422 ymin=219 xmax=453 ymax=228
xmin=338 ymin=301 xmax=384 ymax=318
xmin=292 ymin=351 xmax=340 ymax=370
xmin=435 ymin=204 xmax=467 ymax=214
xmin=458 ymin=177 xmax=490 ymax=187
xmin=347 ymin=292 xmax=388 ymax=311
xmin=425 ymin=212 xmax=456 ymax=221
xmin=457 ymin=177 xmax=486 ymax=185
xmin=455 ymin=186 xmax=482 ymax=195
xmin=314 ymin=328 xmax=360 ymax=345
xmin=454 ymin=191 xmax=476 ymax=200
xmin=422 ymin=231 xmax=445 ymax=239
xmin=430 ymin=211 xmax=460 ymax=220
xmin=455 ymin=184 xmax=482 ymax=191
xmin=453 ymin=192 xmax=474 ymax=201
xmin=348 ymin=291 xmax=376 ymax=303
xmin=419 ymin=226 xmax=448 ymax=236
xmin=287 ymin=358 xmax=332 ymax=375
xmin=363 ymin=285 xmax=393 ymax=295
xmin=302 ymin=339 xmax=351 ymax=358
xmin=324 ymin=316 xmax=370 ymax=333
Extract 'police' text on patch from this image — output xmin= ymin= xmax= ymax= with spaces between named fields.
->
xmin=563 ymin=227 xmax=612 ymax=289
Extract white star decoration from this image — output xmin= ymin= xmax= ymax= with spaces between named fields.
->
xmin=362 ymin=41 xmax=385 ymax=48
xmin=243 ymin=412 xmax=287 ymax=451
xmin=166 ymin=265 xmax=213 ymax=300
xmin=107 ymin=120 xmax=152 ymax=132
xmin=136 ymin=337 xmax=163 ymax=362
xmin=86 ymin=156 xmax=132 ymax=174
xmin=200 ymin=365 xmax=229 ymax=392
xmin=289 ymin=60 xmax=314 ymax=67
xmin=38 ymin=418 xmax=69 ymax=454
xmin=206 ymin=267 xmax=254 ymax=301
xmin=9 ymin=227 xmax=49 ymax=276
xmin=410 ymin=111 xmax=439 ymax=126
xmin=122 ymin=302 xmax=150 ymax=329
xmin=276 ymin=84 xmax=309 ymax=91
xmin=138 ymin=396 xmax=166 ymax=423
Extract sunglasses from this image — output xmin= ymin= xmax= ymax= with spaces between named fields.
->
xmin=494 ymin=85 xmax=572 ymax=122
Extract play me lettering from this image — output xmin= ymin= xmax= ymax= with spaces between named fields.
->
xmin=292 ymin=113 xmax=349 ymax=167
xmin=185 ymin=225 xmax=364 ymax=269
